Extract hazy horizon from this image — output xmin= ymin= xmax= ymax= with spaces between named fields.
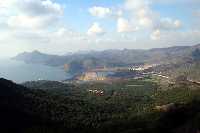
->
xmin=1 ymin=42 xmax=200 ymax=59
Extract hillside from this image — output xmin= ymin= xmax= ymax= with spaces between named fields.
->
xmin=13 ymin=50 xmax=61 ymax=65
xmin=0 ymin=78 xmax=57 ymax=132
xmin=1 ymin=77 xmax=200 ymax=133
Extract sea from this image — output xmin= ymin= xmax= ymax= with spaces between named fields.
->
xmin=0 ymin=58 xmax=70 ymax=83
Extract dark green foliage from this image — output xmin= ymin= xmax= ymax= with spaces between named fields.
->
xmin=1 ymin=78 xmax=200 ymax=133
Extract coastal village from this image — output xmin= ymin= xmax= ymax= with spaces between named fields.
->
xmin=62 ymin=63 xmax=161 ymax=96
xmin=75 ymin=64 xmax=159 ymax=82
xmin=63 ymin=63 xmax=200 ymax=98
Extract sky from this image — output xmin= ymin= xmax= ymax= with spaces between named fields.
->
xmin=0 ymin=0 xmax=200 ymax=57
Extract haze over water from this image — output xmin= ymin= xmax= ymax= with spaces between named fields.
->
xmin=0 ymin=58 xmax=68 ymax=83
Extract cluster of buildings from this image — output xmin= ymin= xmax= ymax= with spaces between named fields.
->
xmin=129 ymin=64 xmax=158 ymax=71
xmin=75 ymin=64 xmax=159 ymax=82
xmin=88 ymin=89 xmax=104 ymax=96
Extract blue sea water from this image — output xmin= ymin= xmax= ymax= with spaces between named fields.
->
xmin=0 ymin=58 xmax=69 ymax=83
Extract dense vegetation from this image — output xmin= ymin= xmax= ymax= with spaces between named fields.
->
xmin=1 ymin=76 xmax=200 ymax=133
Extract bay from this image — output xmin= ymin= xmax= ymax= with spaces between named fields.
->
xmin=0 ymin=58 xmax=69 ymax=83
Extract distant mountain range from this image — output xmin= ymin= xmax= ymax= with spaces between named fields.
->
xmin=13 ymin=44 xmax=200 ymax=75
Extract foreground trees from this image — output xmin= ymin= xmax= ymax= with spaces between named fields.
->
xmin=0 ymin=78 xmax=200 ymax=133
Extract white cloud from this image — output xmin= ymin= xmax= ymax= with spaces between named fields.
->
xmin=117 ymin=18 xmax=139 ymax=33
xmin=17 ymin=0 xmax=63 ymax=16
xmin=0 ymin=0 xmax=66 ymax=56
xmin=54 ymin=27 xmax=88 ymax=42
xmin=117 ymin=0 xmax=183 ymax=34
xmin=123 ymin=0 xmax=155 ymax=30
xmin=125 ymin=0 xmax=149 ymax=10
xmin=174 ymin=20 xmax=182 ymax=27
xmin=7 ymin=15 xmax=58 ymax=29
xmin=88 ymin=0 xmax=182 ymax=34
xmin=0 ymin=0 xmax=15 ymax=8
xmin=137 ymin=8 xmax=154 ymax=27
xmin=150 ymin=29 xmax=161 ymax=40
xmin=4 ymin=0 xmax=63 ymax=29
xmin=139 ymin=17 xmax=153 ymax=27
xmin=0 ymin=0 xmax=199 ymax=57
xmin=89 ymin=6 xmax=111 ymax=18
xmin=156 ymin=18 xmax=182 ymax=30
xmin=150 ymin=30 xmax=200 ymax=48
xmin=87 ymin=22 xmax=105 ymax=36
xmin=116 ymin=10 xmax=123 ymax=17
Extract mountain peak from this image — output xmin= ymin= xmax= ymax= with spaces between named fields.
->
xmin=31 ymin=50 xmax=42 ymax=54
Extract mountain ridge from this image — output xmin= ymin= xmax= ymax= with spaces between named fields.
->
xmin=13 ymin=43 xmax=200 ymax=75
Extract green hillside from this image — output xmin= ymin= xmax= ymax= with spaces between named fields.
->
xmin=1 ymin=77 xmax=200 ymax=133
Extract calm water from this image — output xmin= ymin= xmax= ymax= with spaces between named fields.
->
xmin=0 ymin=58 xmax=69 ymax=83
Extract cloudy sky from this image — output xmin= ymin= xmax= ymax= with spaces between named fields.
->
xmin=0 ymin=0 xmax=200 ymax=57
